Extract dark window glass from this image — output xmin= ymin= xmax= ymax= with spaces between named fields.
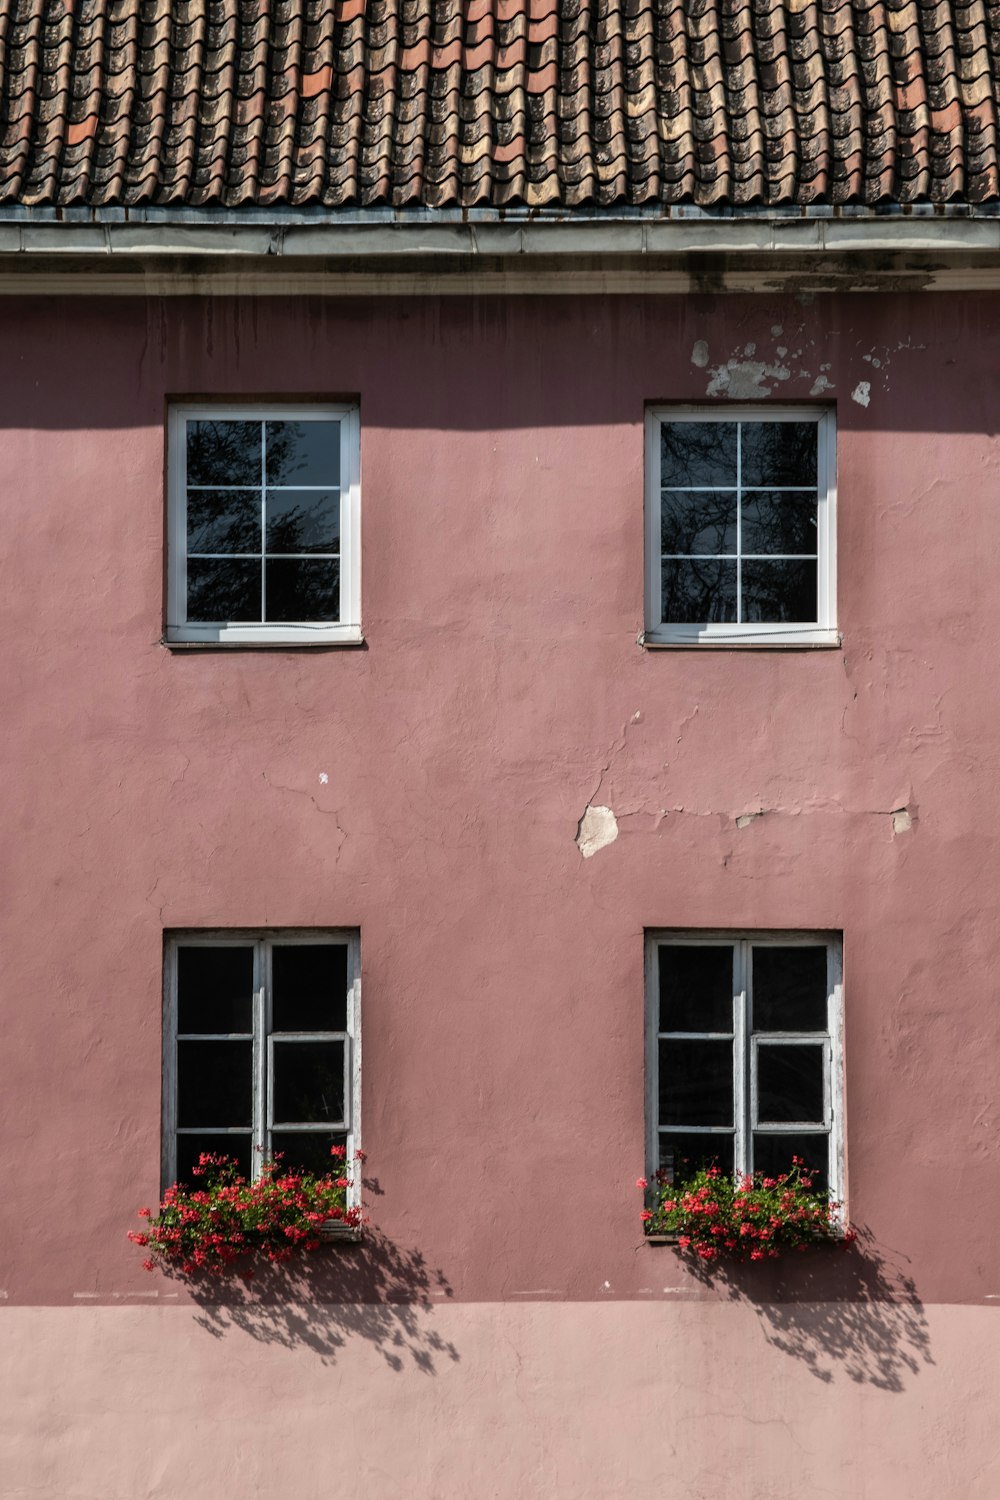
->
xmin=187 ymin=490 xmax=261 ymax=554
xmin=266 ymin=421 xmax=340 ymax=486
xmin=187 ymin=558 xmax=261 ymax=621
xmin=177 ymin=946 xmax=254 ymax=1033
xmin=175 ymin=1132 xmax=253 ymax=1186
xmin=659 ymin=1039 xmax=733 ymax=1126
xmin=753 ymin=946 xmax=828 ymax=1031
xmin=659 ymin=945 xmax=734 ymax=1032
xmin=661 ymin=491 xmax=737 ymax=555
xmin=265 ymin=490 xmax=340 ymax=554
xmin=661 ymin=422 xmax=737 ymax=487
xmin=741 ymin=423 xmax=817 ymax=487
xmin=187 ymin=420 xmax=261 ymax=486
xmin=662 ymin=558 xmax=737 ymax=623
xmin=271 ymin=1131 xmax=349 ymax=1176
xmin=177 ymin=1040 xmax=253 ymax=1127
xmin=741 ymin=559 xmax=816 ymax=622
xmin=272 ymin=1041 xmax=346 ymax=1125
xmin=741 ymin=493 xmax=817 ymax=556
xmin=659 ymin=1132 xmax=734 ymax=1182
xmin=265 ymin=558 xmax=339 ymax=622
xmin=757 ymin=1044 xmax=826 ymax=1124
xmin=753 ymin=1133 xmax=828 ymax=1194
xmin=272 ymin=945 xmax=348 ymax=1032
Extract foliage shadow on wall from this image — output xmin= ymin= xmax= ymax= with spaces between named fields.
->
xmin=180 ymin=1216 xmax=460 ymax=1374
xmin=685 ymin=1228 xmax=932 ymax=1392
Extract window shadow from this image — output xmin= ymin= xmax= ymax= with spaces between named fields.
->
xmin=684 ymin=1228 xmax=933 ymax=1391
xmin=176 ymin=1223 xmax=460 ymax=1374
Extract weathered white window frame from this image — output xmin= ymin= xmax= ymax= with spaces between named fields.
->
xmin=166 ymin=403 xmax=361 ymax=644
xmin=644 ymin=931 xmax=845 ymax=1206
xmin=162 ymin=930 xmax=361 ymax=1207
xmin=643 ymin=407 xmax=838 ymax=646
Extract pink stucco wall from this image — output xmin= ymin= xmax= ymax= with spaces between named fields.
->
xmin=1 ymin=291 xmax=999 ymax=1496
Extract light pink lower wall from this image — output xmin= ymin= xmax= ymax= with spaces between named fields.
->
xmin=2 ymin=1302 xmax=996 ymax=1499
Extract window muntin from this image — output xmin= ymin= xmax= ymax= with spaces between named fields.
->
xmin=644 ymin=409 xmax=837 ymax=646
xmin=163 ymin=933 xmax=360 ymax=1193
xmin=647 ymin=934 xmax=843 ymax=1201
xmin=167 ymin=405 xmax=361 ymax=644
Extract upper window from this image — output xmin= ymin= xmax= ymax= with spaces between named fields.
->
xmin=162 ymin=932 xmax=360 ymax=1194
xmin=644 ymin=408 xmax=837 ymax=646
xmin=646 ymin=933 xmax=843 ymax=1201
xmin=167 ymin=405 xmax=361 ymax=644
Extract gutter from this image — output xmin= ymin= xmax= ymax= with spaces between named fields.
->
xmin=0 ymin=210 xmax=999 ymax=291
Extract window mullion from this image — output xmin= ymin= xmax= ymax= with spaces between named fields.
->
xmin=735 ymin=421 xmax=743 ymax=624
xmin=734 ymin=939 xmax=749 ymax=1176
xmin=260 ymin=422 xmax=267 ymax=624
xmin=253 ymin=941 xmax=268 ymax=1179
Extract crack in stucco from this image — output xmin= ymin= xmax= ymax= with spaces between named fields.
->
xmin=261 ymin=771 xmax=348 ymax=862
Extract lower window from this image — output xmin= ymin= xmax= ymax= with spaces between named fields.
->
xmin=646 ymin=932 xmax=843 ymax=1198
xmin=163 ymin=931 xmax=360 ymax=1189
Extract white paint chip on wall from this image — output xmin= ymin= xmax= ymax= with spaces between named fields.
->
xmin=576 ymin=805 xmax=619 ymax=859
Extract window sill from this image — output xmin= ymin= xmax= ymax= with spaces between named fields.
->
xmin=163 ymin=631 xmax=365 ymax=652
xmin=317 ymin=1221 xmax=363 ymax=1244
xmin=641 ymin=630 xmax=841 ymax=651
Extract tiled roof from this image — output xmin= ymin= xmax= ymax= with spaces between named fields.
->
xmin=1 ymin=0 xmax=998 ymax=211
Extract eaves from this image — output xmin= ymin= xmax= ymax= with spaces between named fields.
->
xmin=3 ymin=204 xmax=1000 ymax=294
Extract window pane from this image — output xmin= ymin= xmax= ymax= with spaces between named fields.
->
xmin=661 ymin=422 xmax=737 ymax=487
xmin=753 ymin=1133 xmax=828 ymax=1195
xmin=177 ymin=1040 xmax=253 ymax=1127
xmin=175 ymin=1133 xmax=253 ymax=1186
xmin=265 ymin=558 xmax=339 ymax=622
xmin=272 ymin=1041 xmax=345 ymax=1125
xmin=661 ymin=491 xmax=736 ymax=555
xmin=741 ymin=559 xmax=817 ymax=623
xmin=266 ymin=490 xmax=340 ymax=554
xmin=741 ymin=423 xmax=817 ymax=487
xmin=659 ymin=945 xmax=734 ymax=1032
xmin=187 ymin=420 xmax=262 ymax=486
xmin=662 ymin=558 xmax=737 ymax=623
xmin=659 ymin=1132 xmax=734 ymax=1182
xmin=753 ymin=946 xmax=828 ymax=1031
xmin=266 ymin=420 xmax=340 ymax=486
xmin=187 ymin=489 xmax=261 ymax=554
xmin=177 ymin=946 xmax=254 ymax=1033
xmin=757 ymin=1044 xmax=826 ymax=1124
xmin=271 ymin=1131 xmax=348 ymax=1176
xmin=272 ymin=945 xmax=348 ymax=1032
xmin=187 ymin=558 xmax=261 ymax=621
xmin=659 ymin=1039 xmax=733 ymax=1126
xmin=741 ymin=492 xmax=817 ymax=555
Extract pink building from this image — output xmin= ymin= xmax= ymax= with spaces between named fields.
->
xmin=2 ymin=3 xmax=1000 ymax=1495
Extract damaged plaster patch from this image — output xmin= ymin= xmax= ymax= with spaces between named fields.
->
xmin=891 ymin=808 xmax=913 ymax=835
xmin=691 ymin=339 xmax=710 ymax=369
xmin=735 ymin=809 xmax=767 ymax=829
xmin=852 ymin=381 xmax=871 ymax=408
xmin=576 ymin=805 xmax=619 ymax=859
xmin=810 ymin=374 xmax=833 ymax=397
xmin=707 ymin=358 xmax=791 ymax=400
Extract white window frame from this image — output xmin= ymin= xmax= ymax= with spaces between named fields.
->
xmin=644 ymin=931 xmax=845 ymax=1207
xmin=162 ymin=930 xmax=361 ymax=1209
xmin=167 ymin=403 xmax=361 ymax=644
xmin=644 ymin=407 xmax=838 ymax=646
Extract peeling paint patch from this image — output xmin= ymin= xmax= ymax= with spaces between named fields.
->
xmin=706 ymin=359 xmax=791 ymax=400
xmin=691 ymin=339 xmax=710 ymax=369
xmin=735 ymin=809 xmax=767 ymax=829
xmin=810 ymin=375 xmax=833 ymax=397
xmin=891 ymin=808 xmax=913 ymax=835
xmin=576 ymin=804 xmax=619 ymax=859
xmin=852 ymin=381 xmax=871 ymax=407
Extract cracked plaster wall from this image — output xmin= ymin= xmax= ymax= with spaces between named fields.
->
xmin=1 ymin=291 xmax=999 ymax=1495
